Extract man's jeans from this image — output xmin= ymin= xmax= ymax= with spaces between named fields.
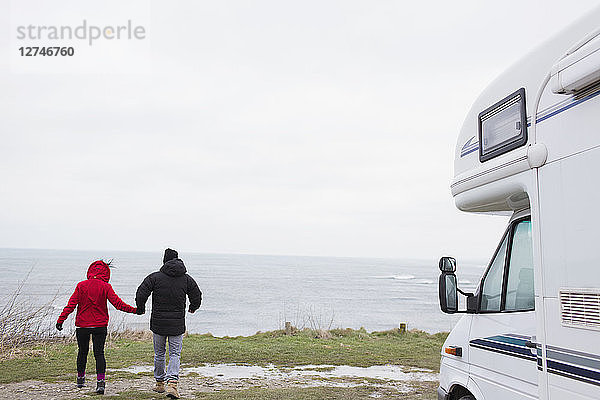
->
xmin=153 ymin=333 xmax=184 ymax=382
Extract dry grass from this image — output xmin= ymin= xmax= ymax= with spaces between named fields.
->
xmin=0 ymin=267 xmax=60 ymax=359
xmin=280 ymin=304 xmax=337 ymax=341
xmin=107 ymin=329 xmax=153 ymax=342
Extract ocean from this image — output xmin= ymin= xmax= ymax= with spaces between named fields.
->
xmin=0 ymin=248 xmax=486 ymax=336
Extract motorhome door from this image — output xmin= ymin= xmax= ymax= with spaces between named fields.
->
xmin=468 ymin=216 xmax=538 ymax=399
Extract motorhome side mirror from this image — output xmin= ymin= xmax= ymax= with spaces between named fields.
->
xmin=439 ymin=273 xmax=458 ymax=313
xmin=439 ymin=257 xmax=456 ymax=273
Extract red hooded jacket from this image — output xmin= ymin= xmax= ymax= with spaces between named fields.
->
xmin=57 ymin=261 xmax=137 ymax=328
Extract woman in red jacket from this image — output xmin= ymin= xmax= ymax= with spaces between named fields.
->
xmin=56 ymin=260 xmax=138 ymax=395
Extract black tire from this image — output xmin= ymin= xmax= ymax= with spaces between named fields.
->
xmin=458 ymin=396 xmax=475 ymax=400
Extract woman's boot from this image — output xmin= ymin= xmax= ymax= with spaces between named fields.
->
xmin=96 ymin=380 xmax=105 ymax=395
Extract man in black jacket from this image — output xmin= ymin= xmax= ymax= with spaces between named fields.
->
xmin=136 ymin=248 xmax=202 ymax=399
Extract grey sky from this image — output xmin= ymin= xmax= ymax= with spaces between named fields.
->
xmin=1 ymin=1 xmax=598 ymax=261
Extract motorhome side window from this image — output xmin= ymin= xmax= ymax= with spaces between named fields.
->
xmin=505 ymin=220 xmax=534 ymax=311
xmin=480 ymin=234 xmax=508 ymax=311
xmin=480 ymin=218 xmax=534 ymax=312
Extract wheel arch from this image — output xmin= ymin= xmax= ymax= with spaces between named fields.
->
xmin=449 ymin=383 xmax=475 ymax=400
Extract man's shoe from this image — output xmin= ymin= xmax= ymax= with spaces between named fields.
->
xmin=76 ymin=376 xmax=85 ymax=388
xmin=96 ymin=380 xmax=105 ymax=395
xmin=166 ymin=381 xmax=180 ymax=399
xmin=153 ymin=381 xmax=165 ymax=393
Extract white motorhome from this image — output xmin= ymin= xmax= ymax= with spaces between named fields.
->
xmin=437 ymin=6 xmax=600 ymax=400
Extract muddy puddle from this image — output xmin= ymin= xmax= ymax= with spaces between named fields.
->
xmin=110 ymin=363 xmax=438 ymax=385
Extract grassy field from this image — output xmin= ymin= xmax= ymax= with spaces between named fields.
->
xmin=0 ymin=328 xmax=447 ymax=399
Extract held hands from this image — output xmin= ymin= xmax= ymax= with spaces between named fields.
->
xmin=56 ymin=322 xmax=63 ymax=331
xmin=136 ymin=307 xmax=145 ymax=315
xmin=188 ymin=307 xmax=195 ymax=314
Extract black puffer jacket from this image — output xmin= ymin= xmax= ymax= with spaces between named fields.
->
xmin=135 ymin=259 xmax=202 ymax=336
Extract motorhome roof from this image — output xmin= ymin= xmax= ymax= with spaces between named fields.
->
xmin=452 ymin=6 xmax=600 ymax=212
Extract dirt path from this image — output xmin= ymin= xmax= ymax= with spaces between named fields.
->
xmin=0 ymin=376 xmax=209 ymax=399
xmin=0 ymin=364 xmax=438 ymax=399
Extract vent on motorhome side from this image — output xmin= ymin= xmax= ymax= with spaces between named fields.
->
xmin=560 ymin=289 xmax=600 ymax=330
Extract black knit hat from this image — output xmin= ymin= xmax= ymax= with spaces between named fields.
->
xmin=163 ymin=248 xmax=178 ymax=263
